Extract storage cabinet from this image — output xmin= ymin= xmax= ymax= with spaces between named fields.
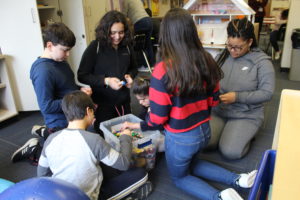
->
xmin=184 ymin=0 xmax=255 ymax=48
xmin=0 ymin=0 xmax=105 ymax=111
xmin=0 ymin=55 xmax=18 ymax=122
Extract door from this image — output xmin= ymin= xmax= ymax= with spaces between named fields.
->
xmin=58 ymin=0 xmax=88 ymax=78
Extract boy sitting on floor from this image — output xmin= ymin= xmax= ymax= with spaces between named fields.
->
xmin=37 ymin=91 xmax=152 ymax=200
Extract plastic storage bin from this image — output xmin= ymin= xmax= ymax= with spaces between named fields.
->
xmin=100 ymin=114 xmax=161 ymax=151
xmin=248 ymin=150 xmax=276 ymax=200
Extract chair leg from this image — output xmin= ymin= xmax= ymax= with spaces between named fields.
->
xmin=265 ymin=41 xmax=271 ymax=54
xmin=142 ymin=50 xmax=152 ymax=73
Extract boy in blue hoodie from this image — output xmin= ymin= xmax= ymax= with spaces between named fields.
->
xmin=11 ymin=23 xmax=92 ymax=163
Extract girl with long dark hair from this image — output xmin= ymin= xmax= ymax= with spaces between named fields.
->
xmin=145 ymin=8 xmax=257 ymax=200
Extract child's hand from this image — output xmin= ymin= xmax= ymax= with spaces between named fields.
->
xmin=119 ymin=129 xmax=132 ymax=136
xmin=124 ymin=74 xmax=133 ymax=88
xmin=122 ymin=121 xmax=140 ymax=130
xmin=105 ymin=77 xmax=123 ymax=90
xmin=80 ymin=87 xmax=92 ymax=96
xmin=219 ymin=92 xmax=236 ymax=104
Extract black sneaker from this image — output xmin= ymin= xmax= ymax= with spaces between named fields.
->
xmin=124 ymin=181 xmax=153 ymax=200
xmin=31 ymin=125 xmax=46 ymax=138
xmin=11 ymin=138 xmax=39 ymax=163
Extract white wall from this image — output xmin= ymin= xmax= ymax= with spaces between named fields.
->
xmin=281 ymin=0 xmax=300 ymax=69
xmin=0 ymin=0 xmax=43 ymax=111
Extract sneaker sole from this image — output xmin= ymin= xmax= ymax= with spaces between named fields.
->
xmin=11 ymin=138 xmax=39 ymax=162
xmin=138 ymin=68 xmax=150 ymax=72
xmin=31 ymin=125 xmax=46 ymax=137
xmin=131 ymin=181 xmax=153 ymax=199
xmin=107 ymin=173 xmax=149 ymax=200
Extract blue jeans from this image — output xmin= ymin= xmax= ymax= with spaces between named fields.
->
xmin=134 ymin=17 xmax=154 ymax=66
xmin=165 ymin=122 xmax=240 ymax=200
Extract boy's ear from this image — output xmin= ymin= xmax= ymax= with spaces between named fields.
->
xmin=85 ymin=107 xmax=90 ymax=116
xmin=46 ymin=41 xmax=54 ymax=49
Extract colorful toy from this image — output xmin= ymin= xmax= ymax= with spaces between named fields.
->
xmin=131 ymin=132 xmax=142 ymax=138
xmin=112 ymin=129 xmax=143 ymax=139
xmin=120 ymin=80 xmax=127 ymax=86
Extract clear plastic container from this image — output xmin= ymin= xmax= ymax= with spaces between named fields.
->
xmin=100 ymin=114 xmax=162 ymax=151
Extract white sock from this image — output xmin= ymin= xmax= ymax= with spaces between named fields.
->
xmin=219 ymin=188 xmax=243 ymax=200
xmin=237 ymin=170 xmax=257 ymax=188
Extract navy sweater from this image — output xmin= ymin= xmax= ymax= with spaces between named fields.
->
xmin=30 ymin=58 xmax=78 ymax=128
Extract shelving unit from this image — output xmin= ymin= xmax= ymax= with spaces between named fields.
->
xmin=0 ymin=83 xmax=6 ymax=89
xmin=184 ymin=0 xmax=255 ymax=47
xmin=0 ymin=0 xmax=106 ymax=111
xmin=0 ymin=55 xmax=18 ymax=122
xmin=37 ymin=1 xmax=60 ymax=28
xmin=37 ymin=5 xmax=56 ymax=10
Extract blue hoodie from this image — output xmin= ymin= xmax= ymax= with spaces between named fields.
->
xmin=30 ymin=58 xmax=78 ymax=128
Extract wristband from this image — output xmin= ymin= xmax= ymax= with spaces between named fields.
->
xmin=105 ymin=78 xmax=109 ymax=88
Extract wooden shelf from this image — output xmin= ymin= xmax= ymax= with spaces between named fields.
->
xmin=191 ymin=13 xmax=244 ymax=16
xmin=0 ymin=109 xmax=18 ymax=122
xmin=0 ymin=83 xmax=6 ymax=89
xmin=37 ymin=5 xmax=55 ymax=10
xmin=203 ymin=44 xmax=226 ymax=49
xmin=0 ymin=55 xmax=18 ymax=122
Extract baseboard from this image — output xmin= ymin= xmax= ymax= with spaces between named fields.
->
xmin=279 ymin=67 xmax=289 ymax=72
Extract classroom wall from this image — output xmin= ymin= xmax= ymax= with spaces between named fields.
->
xmin=281 ymin=0 xmax=300 ymax=69
xmin=157 ymin=0 xmax=171 ymax=17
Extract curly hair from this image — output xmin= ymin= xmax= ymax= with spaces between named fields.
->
xmin=95 ymin=10 xmax=132 ymax=47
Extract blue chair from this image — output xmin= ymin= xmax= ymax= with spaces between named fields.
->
xmin=0 ymin=177 xmax=89 ymax=200
xmin=0 ymin=178 xmax=14 ymax=193
xmin=249 ymin=150 xmax=276 ymax=200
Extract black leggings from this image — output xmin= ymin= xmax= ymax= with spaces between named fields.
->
xmin=270 ymin=30 xmax=280 ymax=52
xmin=99 ymin=165 xmax=147 ymax=200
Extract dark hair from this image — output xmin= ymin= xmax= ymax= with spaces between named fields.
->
xmin=145 ymin=8 xmax=152 ymax=17
xmin=42 ymin=22 xmax=76 ymax=48
xmin=217 ymin=18 xmax=257 ymax=66
xmin=95 ymin=10 xmax=132 ymax=47
xmin=132 ymin=75 xmax=151 ymax=96
xmin=62 ymin=91 xmax=95 ymax=122
xmin=281 ymin=9 xmax=289 ymax=20
xmin=158 ymin=8 xmax=222 ymax=96
xmin=227 ymin=18 xmax=257 ymax=47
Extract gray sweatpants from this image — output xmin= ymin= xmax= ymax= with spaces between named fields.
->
xmin=207 ymin=113 xmax=262 ymax=160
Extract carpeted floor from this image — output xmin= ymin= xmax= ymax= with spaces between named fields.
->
xmin=1 ymin=57 xmax=300 ymax=199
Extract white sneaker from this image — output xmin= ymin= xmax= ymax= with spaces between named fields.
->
xmin=237 ymin=170 xmax=257 ymax=188
xmin=138 ymin=66 xmax=150 ymax=72
xmin=275 ymin=51 xmax=281 ymax=60
xmin=219 ymin=188 xmax=243 ymax=200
